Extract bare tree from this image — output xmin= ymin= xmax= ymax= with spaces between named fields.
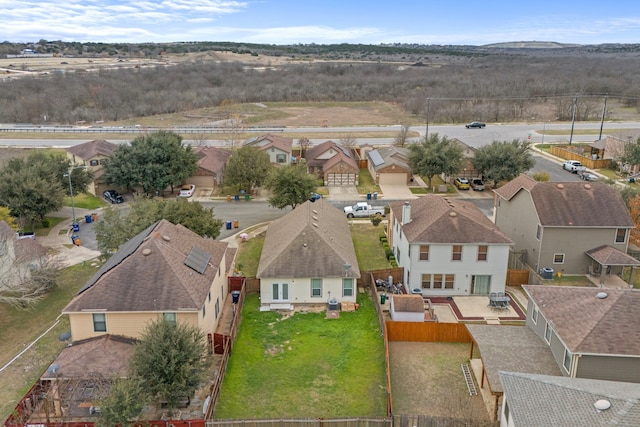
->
xmin=393 ymin=124 xmax=411 ymax=147
xmin=339 ymin=133 xmax=357 ymax=148
xmin=298 ymin=137 xmax=312 ymax=159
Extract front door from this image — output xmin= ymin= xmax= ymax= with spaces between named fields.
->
xmin=272 ymin=283 xmax=289 ymax=301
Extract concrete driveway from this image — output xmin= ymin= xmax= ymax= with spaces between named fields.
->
xmin=378 ymin=184 xmax=416 ymax=200
xmin=328 ymin=186 xmax=360 ymax=200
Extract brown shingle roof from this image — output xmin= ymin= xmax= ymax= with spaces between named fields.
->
xmin=65 ymin=139 xmax=119 ymax=160
xmin=392 ymin=294 xmax=424 ymax=312
xmin=495 ymin=174 xmax=633 ymax=227
xmin=389 ymin=195 xmax=513 ymax=244
xmin=193 ymin=146 xmax=231 ymax=174
xmin=586 ymin=245 xmax=640 ymax=266
xmin=257 ymin=199 xmax=360 ymax=279
xmin=63 ymin=219 xmax=228 ymax=313
xmin=522 ymin=285 xmax=640 ymax=355
xmin=244 ymin=133 xmax=292 ymax=153
xmin=305 ymin=140 xmax=358 ymax=170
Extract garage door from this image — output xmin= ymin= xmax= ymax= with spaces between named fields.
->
xmin=327 ymin=173 xmax=357 ymax=186
xmin=379 ymin=173 xmax=407 ymax=185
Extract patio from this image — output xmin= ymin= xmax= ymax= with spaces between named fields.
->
xmin=429 ymin=294 xmax=526 ymax=324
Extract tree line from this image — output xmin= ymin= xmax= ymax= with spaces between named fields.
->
xmin=1 ymin=49 xmax=640 ymax=125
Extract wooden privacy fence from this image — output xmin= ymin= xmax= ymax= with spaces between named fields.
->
xmin=506 ymin=269 xmax=529 ymax=286
xmin=550 ymin=145 xmax=611 ymax=169
xmin=385 ymin=321 xmax=472 ymax=343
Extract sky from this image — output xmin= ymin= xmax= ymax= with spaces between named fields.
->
xmin=2 ymin=0 xmax=640 ymax=45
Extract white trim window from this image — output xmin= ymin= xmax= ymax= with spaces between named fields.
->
xmin=311 ymin=278 xmax=323 ymax=298
xmin=532 ymin=305 xmax=538 ymax=324
xmin=163 ymin=312 xmax=177 ymax=326
xmin=92 ymin=313 xmax=106 ymax=332
xmin=616 ymin=228 xmax=627 ymax=243
xmin=343 ymin=278 xmax=354 ymax=297
xmin=553 ymin=253 xmax=565 ymax=264
xmin=544 ymin=322 xmax=552 ymax=343
xmin=563 ymin=349 xmax=572 ymax=373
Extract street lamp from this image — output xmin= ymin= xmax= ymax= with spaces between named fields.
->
xmin=64 ymin=165 xmax=87 ymax=231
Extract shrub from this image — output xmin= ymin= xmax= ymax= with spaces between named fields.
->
xmin=385 ymin=248 xmax=393 ymax=260
xmin=40 ymin=218 xmax=51 ymax=228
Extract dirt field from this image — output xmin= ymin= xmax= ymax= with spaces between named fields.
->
xmin=389 ymin=341 xmax=491 ymax=424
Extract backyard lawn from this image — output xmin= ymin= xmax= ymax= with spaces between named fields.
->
xmin=213 ymin=293 xmax=387 ymax=419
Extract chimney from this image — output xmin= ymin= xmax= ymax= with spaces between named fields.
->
xmin=402 ymin=201 xmax=411 ymax=225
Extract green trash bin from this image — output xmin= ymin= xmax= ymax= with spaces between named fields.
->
xmin=244 ymin=194 xmax=250 ymax=201
xmin=380 ymin=293 xmax=387 ymax=304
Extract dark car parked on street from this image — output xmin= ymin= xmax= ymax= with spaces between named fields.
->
xmin=103 ymin=190 xmax=124 ymax=204
xmin=465 ymin=121 xmax=486 ymax=128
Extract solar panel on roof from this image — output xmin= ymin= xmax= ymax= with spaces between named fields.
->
xmin=368 ymin=150 xmax=385 ymax=167
xmin=336 ymin=144 xmax=352 ymax=158
xmin=184 ymin=246 xmax=211 ymax=274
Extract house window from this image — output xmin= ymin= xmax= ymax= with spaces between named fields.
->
xmin=433 ymin=274 xmax=443 ymax=289
xmin=276 ymin=154 xmax=286 ymax=163
xmin=163 ymin=312 xmax=176 ymax=326
xmin=92 ymin=313 xmax=106 ymax=332
xmin=0 ymin=241 xmax=6 ymax=256
xmin=202 ymin=306 xmax=206 ymax=317
xmin=616 ymin=228 xmax=627 ymax=243
xmin=477 ymin=245 xmax=488 ymax=261
xmin=419 ymin=245 xmax=429 ymax=261
xmin=444 ymin=274 xmax=454 ymax=289
xmin=452 ymin=245 xmax=462 ymax=261
xmin=563 ymin=349 xmax=572 ymax=373
xmin=215 ymin=298 xmax=220 ymax=319
xmin=532 ymin=305 xmax=538 ymax=324
xmin=208 ymin=291 xmax=211 ymax=302
xmin=99 ymin=158 xmax=108 ymax=165
xmin=545 ymin=323 xmax=552 ymax=344
xmin=343 ymin=278 xmax=354 ymax=297
xmin=311 ymin=278 xmax=322 ymax=297
xmin=553 ymin=253 xmax=565 ymax=264
xmin=89 ymin=159 xmax=99 ymax=166
xmin=396 ymin=247 xmax=401 ymax=261
xmin=421 ymin=274 xmax=432 ymax=289
xmin=536 ymin=224 xmax=541 ymax=240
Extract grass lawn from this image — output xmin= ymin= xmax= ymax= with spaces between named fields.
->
xmin=0 ymin=262 xmax=104 ymax=422
xmin=350 ymin=223 xmax=390 ymax=271
xmin=64 ymin=193 xmax=105 ymax=211
xmin=357 ymin=168 xmax=381 ymax=196
xmin=214 ymin=293 xmax=387 ymax=419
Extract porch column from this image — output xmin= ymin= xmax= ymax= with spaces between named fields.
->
xmin=599 ymin=266 xmax=605 ymax=287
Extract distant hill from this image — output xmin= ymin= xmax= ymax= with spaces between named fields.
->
xmin=483 ymin=41 xmax=582 ymax=49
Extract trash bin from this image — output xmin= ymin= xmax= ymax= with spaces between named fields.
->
xmin=72 ymin=222 xmax=80 ymax=232
xmin=234 ymin=194 xmax=240 ymax=201
xmin=373 ymin=192 xmax=378 ymax=200
xmin=226 ymin=195 xmax=232 ymax=202
xmin=380 ymin=293 xmax=387 ymax=304
xmin=244 ymin=194 xmax=250 ymax=201
xmin=233 ymin=220 xmax=239 ymax=229
xmin=367 ymin=192 xmax=372 ymax=200
xmin=541 ymin=267 xmax=554 ymax=279
xmin=91 ymin=213 xmax=98 ymax=222
xmin=84 ymin=214 xmax=92 ymax=224
xmin=71 ymin=235 xmax=81 ymax=246
xmin=231 ymin=290 xmax=240 ymax=304
xmin=225 ymin=221 xmax=232 ymax=230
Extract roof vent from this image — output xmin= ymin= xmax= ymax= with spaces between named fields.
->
xmin=556 ymin=183 xmax=565 ymax=189
xmin=594 ymin=399 xmax=611 ymax=411
xmin=584 ymin=183 xmax=592 ymax=190
xmin=142 ymin=248 xmax=152 ymax=256
xmin=162 ymin=235 xmax=171 ymax=241
xmin=596 ymin=291 xmax=608 ymax=299
xmin=449 ymin=211 xmax=457 ymax=217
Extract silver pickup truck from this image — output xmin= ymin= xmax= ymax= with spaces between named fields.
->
xmin=343 ymin=202 xmax=385 ymax=218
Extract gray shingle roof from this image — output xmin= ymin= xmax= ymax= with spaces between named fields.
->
xmin=367 ymin=146 xmax=411 ymax=172
xmin=63 ymin=219 xmax=228 ymax=313
xmin=257 ymin=199 xmax=360 ymax=279
xmin=65 ymin=139 xmax=118 ymax=159
xmin=500 ymin=371 xmax=640 ymax=426
xmin=466 ymin=324 xmax=561 ymax=393
xmin=389 ymin=195 xmax=513 ymax=244
xmin=522 ymin=285 xmax=640 ymax=356
xmin=495 ymin=174 xmax=633 ymax=228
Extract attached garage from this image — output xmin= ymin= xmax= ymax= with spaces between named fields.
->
xmin=327 ymin=173 xmax=357 ymax=186
xmin=379 ymin=172 xmax=408 ymax=185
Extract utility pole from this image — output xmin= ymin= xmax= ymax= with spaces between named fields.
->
xmin=425 ymin=97 xmax=430 ymax=139
xmin=569 ymin=97 xmax=577 ymax=146
xmin=598 ymin=95 xmax=608 ymax=141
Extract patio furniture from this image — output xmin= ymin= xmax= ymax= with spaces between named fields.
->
xmin=489 ymin=293 xmax=510 ymax=309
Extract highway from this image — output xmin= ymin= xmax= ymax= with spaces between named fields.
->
xmin=1 ymin=122 xmax=640 ymax=149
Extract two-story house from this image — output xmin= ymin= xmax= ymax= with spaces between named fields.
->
xmin=65 ymin=139 xmax=119 ymax=196
xmin=62 ymin=219 xmax=230 ymax=341
xmin=305 ymin=140 xmax=359 ymax=186
xmin=0 ymin=221 xmax=48 ymax=290
xmin=388 ymin=195 xmax=513 ymax=296
xmin=494 ymin=174 xmax=636 ymax=280
xmin=243 ymin=133 xmax=293 ymax=165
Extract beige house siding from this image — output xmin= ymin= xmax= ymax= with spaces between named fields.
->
xmin=65 ymin=152 xmax=111 ymax=196
xmin=494 ymin=192 xmax=541 ymax=262
xmin=259 ymin=276 xmax=357 ymax=306
xmin=576 ymin=355 xmax=640 ymax=383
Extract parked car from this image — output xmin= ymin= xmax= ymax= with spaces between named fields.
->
xmin=465 ymin=121 xmax=486 ymax=129
xmin=562 ymin=160 xmax=586 ymax=173
xmin=578 ymin=170 xmax=599 ymax=181
xmin=309 ymin=192 xmax=322 ymax=202
xmin=454 ymin=177 xmax=471 ymax=190
xmin=103 ymin=190 xmax=124 ymax=204
xmin=471 ymin=178 xmax=485 ymax=191
xmin=178 ymin=184 xmax=196 ymax=198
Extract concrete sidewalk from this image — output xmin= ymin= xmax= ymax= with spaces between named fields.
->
xmin=41 ymin=206 xmax=101 ymax=267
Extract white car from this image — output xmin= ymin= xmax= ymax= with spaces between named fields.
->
xmin=178 ymin=184 xmax=195 ymax=198
xmin=562 ymin=160 xmax=586 ymax=173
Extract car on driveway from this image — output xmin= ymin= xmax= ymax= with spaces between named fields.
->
xmin=562 ymin=160 xmax=586 ymax=173
xmin=465 ymin=121 xmax=486 ymax=129
xmin=471 ymin=178 xmax=485 ymax=191
xmin=454 ymin=177 xmax=471 ymax=190
xmin=178 ymin=184 xmax=196 ymax=198
xmin=103 ymin=190 xmax=124 ymax=204
xmin=309 ymin=192 xmax=322 ymax=202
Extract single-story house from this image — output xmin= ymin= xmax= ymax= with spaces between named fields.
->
xmin=366 ymin=146 xmax=413 ymax=185
xmin=257 ymin=198 xmax=360 ymax=311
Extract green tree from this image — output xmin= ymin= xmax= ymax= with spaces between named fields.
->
xmin=94 ymin=198 xmax=222 ymax=258
xmin=265 ymin=164 xmax=320 ymax=209
xmin=0 ymin=207 xmax=18 ymax=229
xmin=96 ymin=378 xmax=144 ymax=427
xmin=620 ymin=136 xmax=640 ymax=171
xmin=103 ymin=131 xmax=198 ymax=195
xmin=472 ymin=139 xmax=534 ymax=187
xmin=130 ymin=319 xmax=207 ymax=415
xmin=408 ymin=133 xmax=464 ymax=188
xmin=0 ymin=153 xmax=92 ymax=229
xmin=224 ymin=146 xmax=272 ymax=192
